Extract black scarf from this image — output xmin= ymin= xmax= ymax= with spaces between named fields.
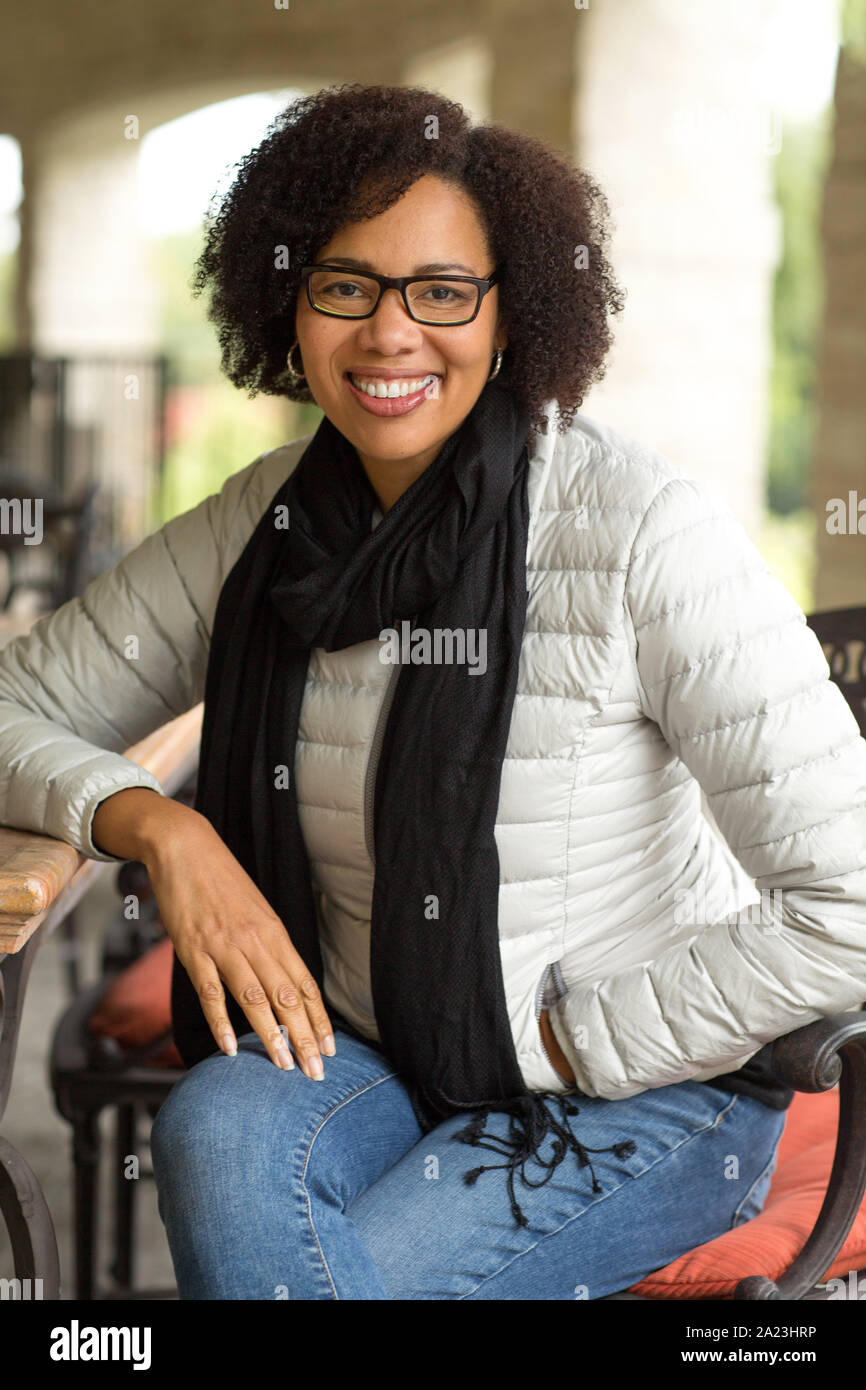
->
xmin=170 ymin=376 xmax=636 ymax=1229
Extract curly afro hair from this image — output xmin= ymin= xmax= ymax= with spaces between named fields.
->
xmin=191 ymin=82 xmax=626 ymax=437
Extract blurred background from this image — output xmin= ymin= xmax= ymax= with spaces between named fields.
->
xmin=0 ymin=0 xmax=864 ymax=619
xmin=0 ymin=0 xmax=865 ymax=1300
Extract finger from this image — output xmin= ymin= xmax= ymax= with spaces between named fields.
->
xmin=267 ymin=939 xmax=336 ymax=1056
xmin=207 ymin=947 xmax=298 ymax=1071
xmin=178 ymin=949 xmax=266 ymax=1061
xmin=237 ymin=908 xmax=337 ymax=1058
xmin=245 ymin=947 xmax=328 ymax=1080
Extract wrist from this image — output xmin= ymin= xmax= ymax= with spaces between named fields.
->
xmin=136 ymin=798 xmax=213 ymax=869
xmin=91 ymin=786 xmax=209 ymax=864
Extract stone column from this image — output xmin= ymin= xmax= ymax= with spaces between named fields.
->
xmin=30 ymin=104 xmax=159 ymax=356
xmin=12 ymin=131 xmax=34 ymax=349
xmin=526 ymin=0 xmax=781 ymax=540
xmin=483 ymin=0 xmax=578 ymax=151
xmin=402 ymin=35 xmax=493 ymax=123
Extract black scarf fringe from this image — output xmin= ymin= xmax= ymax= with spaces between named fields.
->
xmin=452 ymin=1093 xmax=637 ymax=1230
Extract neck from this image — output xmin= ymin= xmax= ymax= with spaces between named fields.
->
xmin=356 ymin=444 xmax=443 ymax=515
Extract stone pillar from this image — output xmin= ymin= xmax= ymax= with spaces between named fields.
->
xmin=30 ymin=105 xmax=159 ymax=356
xmin=811 ymin=46 xmax=866 ymax=609
xmin=483 ymin=0 xmax=578 ymax=151
xmin=567 ymin=0 xmax=782 ymax=539
xmin=402 ymin=35 xmax=493 ymax=123
xmin=12 ymin=131 xmax=34 ymax=349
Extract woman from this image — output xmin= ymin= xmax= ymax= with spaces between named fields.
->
xmin=2 ymin=82 xmax=865 ymax=1301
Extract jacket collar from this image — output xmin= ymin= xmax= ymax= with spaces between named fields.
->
xmin=525 ymin=399 xmax=563 ymax=558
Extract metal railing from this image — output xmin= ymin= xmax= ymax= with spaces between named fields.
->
xmin=0 ymin=352 xmax=168 ymax=589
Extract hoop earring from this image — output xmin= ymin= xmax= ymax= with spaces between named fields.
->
xmin=487 ymin=348 xmax=504 ymax=381
xmin=286 ymin=340 xmax=306 ymax=385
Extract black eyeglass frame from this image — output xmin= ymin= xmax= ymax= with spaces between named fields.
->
xmin=300 ymin=264 xmax=501 ymax=325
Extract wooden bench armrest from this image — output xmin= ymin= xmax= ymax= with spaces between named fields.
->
xmin=0 ymin=705 xmax=202 ymax=951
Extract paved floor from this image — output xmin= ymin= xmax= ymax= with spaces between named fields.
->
xmin=0 ymin=870 xmax=178 ymax=1300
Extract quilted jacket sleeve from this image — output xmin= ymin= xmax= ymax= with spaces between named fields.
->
xmin=0 ymin=451 xmax=274 ymax=864
xmin=548 ymin=475 xmax=866 ymax=1099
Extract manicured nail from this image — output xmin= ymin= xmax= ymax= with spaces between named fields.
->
xmin=276 ymin=1043 xmax=295 ymax=1070
xmin=309 ymin=1055 xmax=324 ymax=1080
xmin=321 ymin=1034 xmax=336 ymax=1056
xmin=222 ymin=1034 xmax=237 ymax=1057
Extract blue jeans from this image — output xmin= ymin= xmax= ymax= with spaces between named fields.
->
xmin=150 ymin=1026 xmax=787 ymax=1300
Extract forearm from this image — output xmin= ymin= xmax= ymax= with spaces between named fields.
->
xmin=91 ymin=786 xmax=206 ymax=864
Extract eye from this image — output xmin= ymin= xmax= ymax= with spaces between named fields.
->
xmin=308 ymin=271 xmax=378 ymax=308
xmin=324 ymin=280 xmax=363 ymax=297
xmin=419 ymin=285 xmax=471 ymax=303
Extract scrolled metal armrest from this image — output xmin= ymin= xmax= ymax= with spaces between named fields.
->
xmin=733 ymin=1010 xmax=866 ymax=1300
xmin=766 ymin=1011 xmax=866 ymax=1092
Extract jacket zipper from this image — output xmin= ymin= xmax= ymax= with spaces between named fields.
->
xmin=535 ymin=965 xmax=558 ymax=1072
xmin=363 ymin=616 xmax=415 ymax=866
xmin=535 ymin=959 xmax=567 ymax=1017
xmin=535 ymin=961 xmax=569 ymax=1071
xmin=534 ymin=963 xmax=553 ymax=1021
xmin=536 ymin=967 xmax=561 ymax=1073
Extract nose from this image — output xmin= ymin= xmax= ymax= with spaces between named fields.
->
xmin=354 ymin=286 xmax=427 ymax=354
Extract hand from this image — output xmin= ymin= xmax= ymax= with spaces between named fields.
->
xmin=95 ymin=792 xmax=336 ymax=1078
xmin=539 ymin=1007 xmax=576 ymax=1085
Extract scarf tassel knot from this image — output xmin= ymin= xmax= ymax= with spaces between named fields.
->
xmin=453 ymin=1093 xmax=638 ymax=1228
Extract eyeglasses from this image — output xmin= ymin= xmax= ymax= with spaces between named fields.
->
xmin=300 ymin=264 xmax=500 ymax=325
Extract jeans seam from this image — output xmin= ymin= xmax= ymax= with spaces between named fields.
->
xmin=299 ymin=1069 xmax=402 ymax=1300
xmin=729 ymin=1116 xmax=784 ymax=1226
xmin=456 ymin=1090 xmax=741 ymax=1300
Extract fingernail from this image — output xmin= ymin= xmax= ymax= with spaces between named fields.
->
xmin=321 ymin=1034 xmax=336 ymax=1056
xmin=222 ymin=1034 xmax=237 ymax=1057
xmin=309 ymin=1055 xmax=324 ymax=1080
xmin=276 ymin=1044 xmax=295 ymax=1070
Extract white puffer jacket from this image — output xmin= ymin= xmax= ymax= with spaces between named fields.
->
xmin=2 ymin=401 xmax=865 ymax=1100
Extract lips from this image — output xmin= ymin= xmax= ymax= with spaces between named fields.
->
xmin=343 ymin=371 xmax=440 ymax=417
xmin=344 ymin=370 xmax=441 ymax=391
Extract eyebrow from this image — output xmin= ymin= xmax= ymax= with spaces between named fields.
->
xmin=320 ymin=256 xmax=480 ymax=275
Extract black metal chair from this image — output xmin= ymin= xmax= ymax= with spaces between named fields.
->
xmin=806 ymin=605 xmax=866 ymax=738
xmin=49 ymin=968 xmax=181 ymax=1301
xmin=1 ymin=469 xmax=101 ymax=1000
xmin=49 ymin=781 xmax=194 ymax=1301
xmin=0 ymin=469 xmax=99 ymax=613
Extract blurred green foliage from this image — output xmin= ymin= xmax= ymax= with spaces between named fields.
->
xmin=758 ymin=507 xmax=816 ymax=614
xmin=147 ymin=229 xmax=322 ymax=522
xmin=0 ymin=250 xmax=15 ymax=351
xmin=842 ymin=0 xmax=866 ymax=60
xmin=158 ymin=383 xmax=323 ymax=522
xmin=766 ymin=115 xmax=832 ymax=516
xmin=146 ymin=230 xmax=224 ymax=386
xmin=764 ymin=0 xmax=862 ymax=607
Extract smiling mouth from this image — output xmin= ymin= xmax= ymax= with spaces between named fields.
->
xmin=344 ymin=372 xmax=441 ymax=398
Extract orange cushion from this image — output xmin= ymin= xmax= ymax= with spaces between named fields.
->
xmin=628 ymin=1088 xmax=866 ymax=1298
xmin=88 ymin=935 xmax=183 ymax=1069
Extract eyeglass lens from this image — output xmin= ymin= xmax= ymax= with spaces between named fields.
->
xmin=308 ymin=270 xmax=481 ymax=323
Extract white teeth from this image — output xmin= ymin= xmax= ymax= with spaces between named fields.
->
xmin=349 ymin=373 xmax=438 ymax=398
